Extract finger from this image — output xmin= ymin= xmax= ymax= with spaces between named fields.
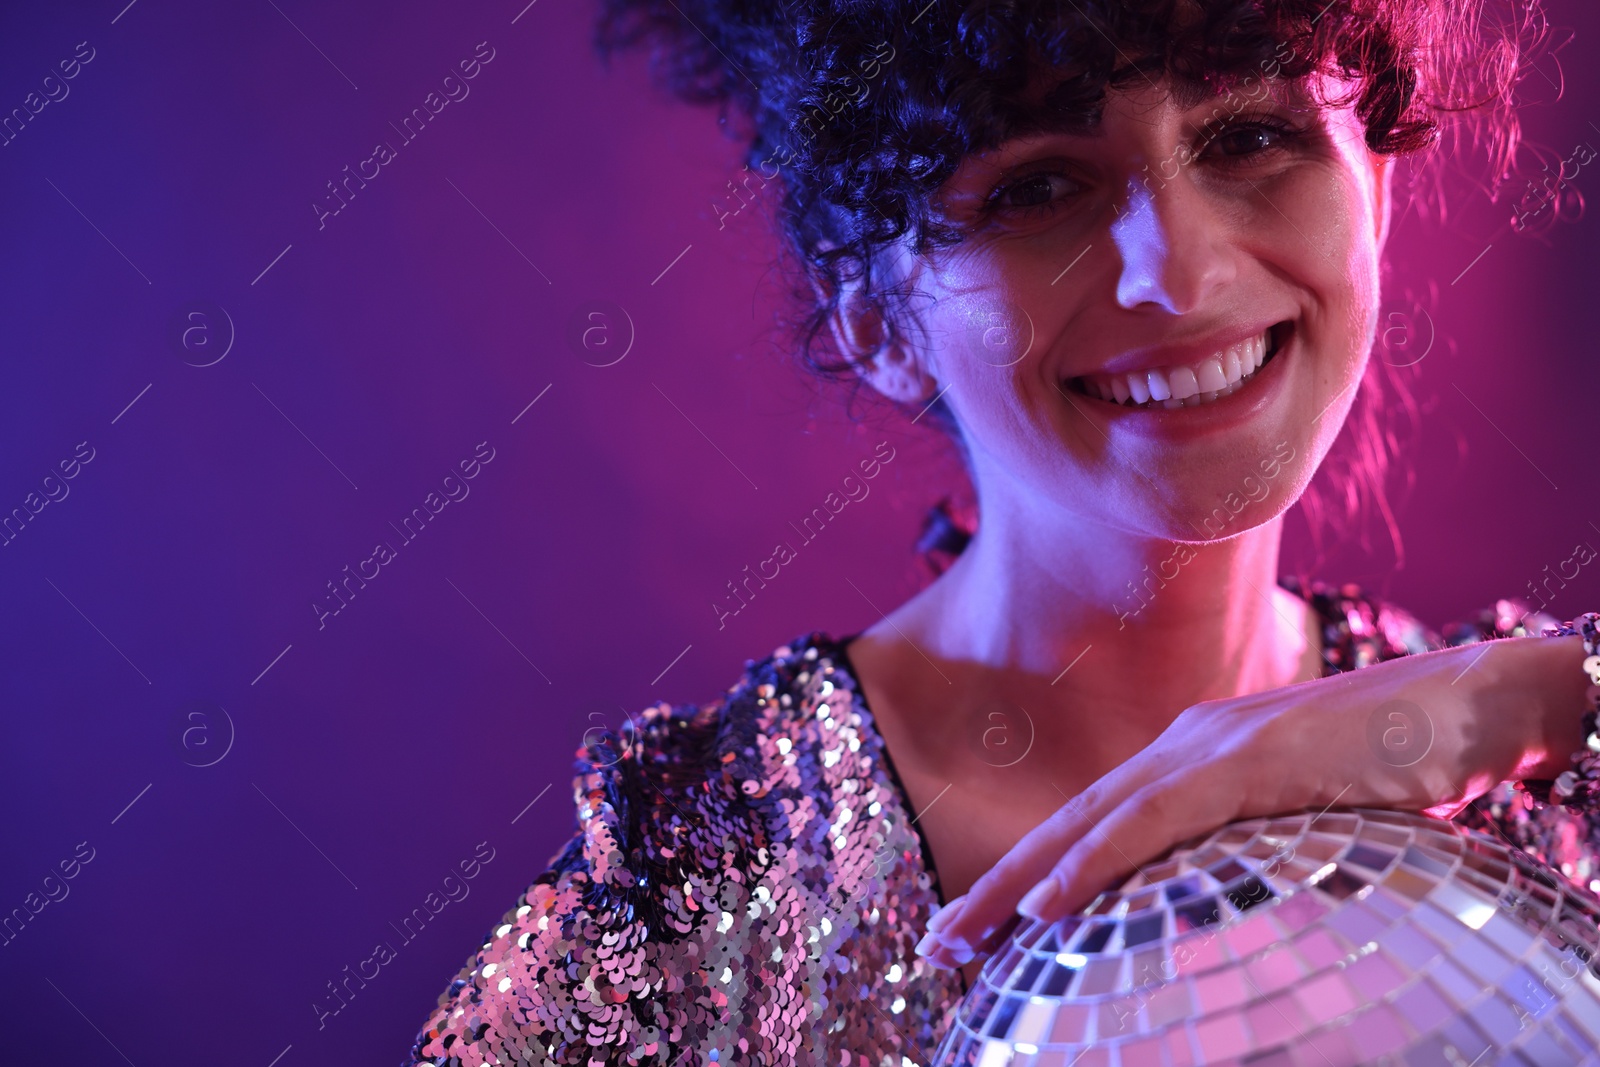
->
xmin=918 ymin=911 xmax=1020 ymax=972
xmin=926 ymin=766 xmax=1159 ymax=956
xmin=972 ymin=911 xmax=1022 ymax=957
xmin=1017 ymin=771 xmax=1240 ymax=924
xmin=917 ymin=937 xmax=971 ymax=970
xmin=925 ymin=894 xmax=966 ymax=935
xmin=912 ymin=894 xmax=967 ymax=961
xmin=920 ymin=793 xmax=1096 ymax=960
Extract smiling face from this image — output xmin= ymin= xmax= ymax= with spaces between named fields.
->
xmin=852 ymin=71 xmax=1395 ymax=544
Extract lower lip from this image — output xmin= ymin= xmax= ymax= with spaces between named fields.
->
xmin=1060 ymin=324 xmax=1295 ymax=439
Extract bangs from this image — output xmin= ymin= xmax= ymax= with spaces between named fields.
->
xmin=866 ymin=4 xmax=1334 ymax=159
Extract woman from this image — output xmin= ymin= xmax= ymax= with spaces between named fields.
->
xmin=406 ymin=0 xmax=1600 ymax=1063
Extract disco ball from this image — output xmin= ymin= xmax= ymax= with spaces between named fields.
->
xmin=930 ymin=807 xmax=1600 ymax=1067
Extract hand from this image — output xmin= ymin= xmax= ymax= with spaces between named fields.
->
xmin=913 ymin=634 xmax=1588 ymax=970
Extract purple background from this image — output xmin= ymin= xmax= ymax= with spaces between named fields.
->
xmin=0 ymin=0 xmax=1595 ymax=1062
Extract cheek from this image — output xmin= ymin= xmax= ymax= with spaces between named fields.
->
xmin=942 ymin=357 xmax=1046 ymax=456
xmin=1324 ymin=201 xmax=1383 ymax=402
xmin=919 ymin=268 xmax=1062 ymax=441
xmin=1266 ymin=165 xmax=1382 ymax=383
xmin=1323 ymin=181 xmax=1384 ymax=350
xmin=936 ymin=281 xmax=1038 ymax=374
xmin=1303 ymin=141 xmax=1385 ymax=358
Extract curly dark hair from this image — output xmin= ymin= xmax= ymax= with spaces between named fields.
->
xmin=593 ymin=0 xmax=1552 ymax=574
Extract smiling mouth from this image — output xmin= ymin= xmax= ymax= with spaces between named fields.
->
xmin=1064 ymin=321 xmax=1293 ymax=410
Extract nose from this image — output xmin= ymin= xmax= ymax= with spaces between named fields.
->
xmin=1110 ymin=175 xmax=1235 ymax=314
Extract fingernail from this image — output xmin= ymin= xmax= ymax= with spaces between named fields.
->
xmin=926 ymin=895 xmax=967 ymax=934
xmin=942 ymin=939 xmax=975 ymax=965
xmin=1017 ymin=877 xmax=1063 ymax=920
xmin=915 ymin=932 xmax=971 ymax=967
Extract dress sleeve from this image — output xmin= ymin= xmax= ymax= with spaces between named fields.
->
xmin=403 ymin=707 xmax=678 ymax=1067
xmin=1440 ymin=595 xmax=1600 ymax=896
xmin=1435 ymin=594 xmax=1563 ymax=649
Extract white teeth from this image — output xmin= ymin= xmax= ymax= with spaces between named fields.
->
xmin=1167 ymin=365 xmax=1200 ymax=401
xmin=1222 ymin=347 xmax=1242 ymax=384
xmin=1073 ymin=329 xmax=1275 ymax=410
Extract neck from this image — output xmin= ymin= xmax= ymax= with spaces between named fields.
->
xmin=912 ymin=502 xmax=1318 ymax=735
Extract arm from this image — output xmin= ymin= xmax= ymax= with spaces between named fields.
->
xmin=1446 ymin=618 xmax=1600 ymax=897
xmin=915 ymin=625 xmax=1599 ymax=970
xmin=1487 ymin=631 xmax=1593 ymax=788
xmin=1435 ymin=597 xmax=1595 ymax=791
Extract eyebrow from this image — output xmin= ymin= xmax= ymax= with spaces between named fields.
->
xmin=988 ymin=72 xmax=1307 ymax=144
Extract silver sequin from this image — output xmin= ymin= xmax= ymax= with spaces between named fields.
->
xmin=406 ymin=579 xmax=1599 ymax=1065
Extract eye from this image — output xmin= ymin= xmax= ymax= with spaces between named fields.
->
xmin=981 ymin=169 xmax=1082 ymax=220
xmin=1199 ymin=116 xmax=1304 ymax=164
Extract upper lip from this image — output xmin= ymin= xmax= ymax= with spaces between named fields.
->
xmin=1069 ymin=318 xmax=1286 ymax=378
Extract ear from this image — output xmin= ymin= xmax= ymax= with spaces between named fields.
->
xmin=812 ymin=254 xmax=938 ymax=406
xmin=1372 ymin=152 xmax=1395 ymax=255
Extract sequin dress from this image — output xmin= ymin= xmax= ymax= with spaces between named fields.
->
xmin=404 ymin=578 xmax=1598 ymax=1066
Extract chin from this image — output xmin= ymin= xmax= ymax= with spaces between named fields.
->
xmin=1112 ymin=453 xmax=1312 ymax=546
